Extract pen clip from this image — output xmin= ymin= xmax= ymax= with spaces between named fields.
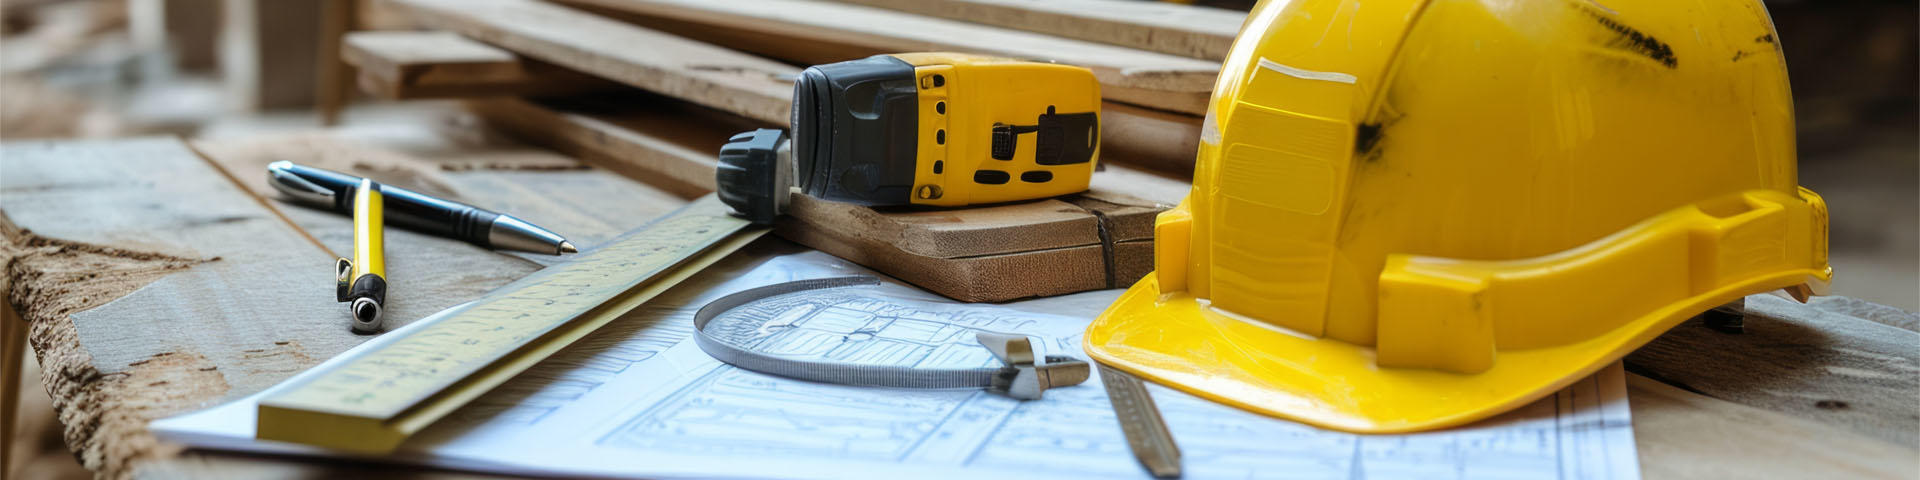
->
xmin=268 ymin=161 xmax=337 ymax=206
xmin=335 ymin=258 xmax=354 ymax=302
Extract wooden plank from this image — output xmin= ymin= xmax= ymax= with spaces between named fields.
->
xmin=386 ymin=0 xmax=798 ymax=124
xmin=2 ymin=118 xmax=696 ymax=476
xmin=343 ymin=31 xmax=617 ymax=100
xmin=192 ymin=136 xmax=548 ymax=322
xmin=464 ymin=95 xmax=764 ymax=197
xmin=807 ymin=199 xmax=1103 ymax=259
xmin=1099 ymin=102 xmax=1200 ymax=175
xmin=316 ymin=0 xmax=357 ymax=125
xmin=560 ymin=0 xmax=1218 ymax=115
xmin=777 ymin=192 xmax=1163 ymax=302
xmin=388 ymin=0 xmax=1197 ymax=170
xmin=166 ymin=123 xmax=693 ymax=476
xmin=219 ymin=0 xmax=326 ymax=109
xmin=1627 ymin=374 xmax=1915 ymax=479
xmin=1626 ymin=293 xmax=1920 ymax=445
xmin=829 ymin=0 xmax=1245 ymax=60
xmin=0 ymin=138 xmax=342 ymax=477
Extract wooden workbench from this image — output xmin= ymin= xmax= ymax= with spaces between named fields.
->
xmin=2 ymin=111 xmax=1915 ymax=479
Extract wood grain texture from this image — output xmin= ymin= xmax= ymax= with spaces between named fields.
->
xmin=1626 ymin=293 xmax=1920 ymax=446
xmin=776 ymin=212 xmax=1108 ymax=302
xmin=829 ymin=0 xmax=1245 ymax=60
xmin=1 ymin=138 xmax=341 ymax=477
xmin=387 ymin=0 xmax=1201 ymax=172
xmin=385 ymin=0 xmax=798 ymax=124
xmin=190 ymin=135 xmax=547 ymax=323
xmin=1627 ymin=374 xmax=1917 ymax=479
xmin=562 ymin=0 xmax=1219 ymax=115
xmin=343 ymin=31 xmax=616 ymax=100
xmin=1097 ymin=102 xmax=1200 ymax=175
xmin=152 ymin=123 xmax=691 ymax=478
xmin=465 ymin=95 xmax=767 ymax=197
xmin=778 ymin=192 xmax=1164 ymax=302
xmin=2 ymin=122 xmax=695 ymax=477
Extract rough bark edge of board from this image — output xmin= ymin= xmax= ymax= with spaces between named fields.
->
xmin=0 ymin=211 xmax=223 ymax=480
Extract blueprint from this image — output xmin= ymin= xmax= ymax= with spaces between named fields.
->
xmin=152 ymin=241 xmax=1641 ymax=480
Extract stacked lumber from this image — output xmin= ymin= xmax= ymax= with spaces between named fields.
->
xmin=342 ymin=0 xmax=1226 ymax=300
xmin=362 ymin=0 xmax=1220 ymax=172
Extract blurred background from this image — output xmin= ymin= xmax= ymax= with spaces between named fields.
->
xmin=1 ymin=0 xmax=1913 ymax=478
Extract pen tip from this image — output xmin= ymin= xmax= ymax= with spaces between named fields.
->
xmin=559 ymin=241 xmax=577 ymax=254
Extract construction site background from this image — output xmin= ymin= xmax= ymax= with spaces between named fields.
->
xmin=2 ymin=1 xmax=1913 ymax=478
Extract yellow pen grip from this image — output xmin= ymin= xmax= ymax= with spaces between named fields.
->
xmin=354 ymin=179 xmax=385 ymax=280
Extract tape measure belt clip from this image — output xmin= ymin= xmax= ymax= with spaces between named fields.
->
xmin=692 ymin=276 xmax=1091 ymax=400
xmin=990 ymin=106 xmax=1098 ymax=165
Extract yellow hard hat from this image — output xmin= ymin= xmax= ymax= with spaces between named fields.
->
xmin=1084 ymin=0 xmax=1831 ymax=433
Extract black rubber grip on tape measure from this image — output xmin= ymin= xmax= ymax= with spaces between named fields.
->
xmin=716 ymin=128 xmax=787 ymax=225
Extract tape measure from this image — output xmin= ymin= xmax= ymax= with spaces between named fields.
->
xmin=256 ymin=197 xmax=767 ymax=453
xmin=691 ymin=276 xmax=1090 ymax=399
xmin=1099 ymin=365 xmax=1182 ymax=478
xmin=716 ymin=53 xmax=1103 ymax=224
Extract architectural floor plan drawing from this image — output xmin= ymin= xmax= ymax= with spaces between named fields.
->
xmin=153 ymin=244 xmax=1641 ymax=480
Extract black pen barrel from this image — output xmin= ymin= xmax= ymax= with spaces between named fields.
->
xmin=376 ymin=186 xmax=500 ymax=248
xmin=282 ymin=163 xmax=540 ymax=252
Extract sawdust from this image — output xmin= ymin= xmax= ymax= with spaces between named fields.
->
xmin=0 ymin=211 xmax=225 ymax=479
xmin=236 ymin=340 xmax=316 ymax=377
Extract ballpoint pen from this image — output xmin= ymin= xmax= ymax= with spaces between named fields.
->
xmin=339 ymin=179 xmax=387 ymax=334
xmin=266 ymin=161 xmax=577 ymax=255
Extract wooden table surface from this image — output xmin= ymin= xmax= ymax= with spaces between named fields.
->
xmin=2 ymin=110 xmax=1914 ymax=479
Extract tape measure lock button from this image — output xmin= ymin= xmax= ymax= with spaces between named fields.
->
xmin=980 ymin=332 xmax=1091 ymax=399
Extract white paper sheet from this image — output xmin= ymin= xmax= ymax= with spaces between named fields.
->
xmin=153 ymin=242 xmax=1641 ymax=479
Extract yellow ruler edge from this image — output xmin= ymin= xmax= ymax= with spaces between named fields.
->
xmin=257 ymin=197 xmax=764 ymax=452
xmin=395 ymin=225 xmax=765 ymax=442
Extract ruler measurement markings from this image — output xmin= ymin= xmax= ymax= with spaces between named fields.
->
xmin=264 ymin=205 xmax=750 ymax=419
xmin=1099 ymin=365 xmax=1182 ymax=478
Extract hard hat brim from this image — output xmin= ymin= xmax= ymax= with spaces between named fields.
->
xmin=1083 ymin=270 xmax=1831 ymax=433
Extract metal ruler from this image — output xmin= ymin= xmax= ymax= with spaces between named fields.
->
xmin=1100 ymin=365 xmax=1182 ymax=478
xmin=257 ymin=197 xmax=766 ymax=453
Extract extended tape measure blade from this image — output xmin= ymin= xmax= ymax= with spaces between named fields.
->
xmin=1099 ymin=364 xmax=1182 ymax=478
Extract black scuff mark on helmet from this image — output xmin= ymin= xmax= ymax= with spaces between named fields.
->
xmin=1733 ymin=34 xmax=1780 ymax=63
xmin=1578 ymin=4 xmax=1678 ymax=69
xmin=1354 ymin=122 xmax=1385 ymax=162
